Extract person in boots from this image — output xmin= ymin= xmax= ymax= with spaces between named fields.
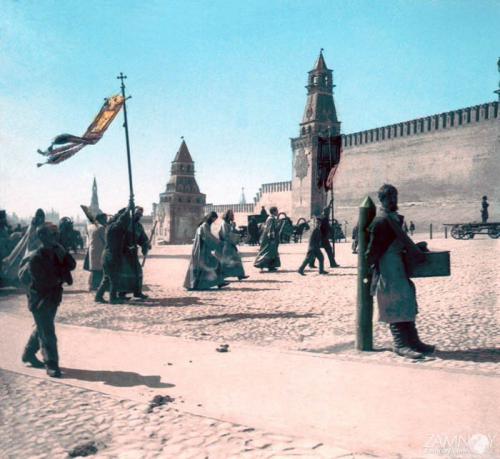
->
xmin=21 ymin=223 xmax=76 ymax=377
xmin=298 ymin=217 xmax=327 ymax=275
xmin=366 ymin=184 xmax=435 ymax=359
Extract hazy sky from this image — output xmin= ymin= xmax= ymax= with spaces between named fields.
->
xmin=1 ymin=0 xmax=499 ymax=219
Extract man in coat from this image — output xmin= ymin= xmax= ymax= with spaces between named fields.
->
xmin=298 ymin=217 xmax=327 ymax=275
xmin=117 ymin=206 xmax=150 ymax=299
xmin=254 ymin=206 xmax=281 ymax=272
xmin=366 ymin=184 xmax=435 ymax=359
xmin=319 ymin=207 xmax=339 ymax=268
xmin=21 ymin=223 xmax=76 ymax=377
xmin=95 ymin=207 xmax=130 ymax=304
xmin=87 ymin=213 xmax=107 ymax=291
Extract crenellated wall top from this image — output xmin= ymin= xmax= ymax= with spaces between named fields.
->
xmin=252 ymin=181 xmax=292 ymax=203
xmin=342 ymin=101 xmax=499 ymax=149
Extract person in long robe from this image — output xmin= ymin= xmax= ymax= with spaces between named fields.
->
xmin=366 ymin=184 xmax=435 ymax=360
xmin=218 ymin=210 xmax=248 ymax=280
xmin=184 ymin=212 xmax=228 ymax=290
xmin=1 ymin=208 xmax=45 ymax=285
xmin=87 ymin=213 xmax=107 ymax=291
xmin=254 ymin=206 xmax=281 ymax=272
xmin=95 ymin=207 xmax=130 ymax=304
xmin=117 ymin=206 xmax=150 ymax=299
xmin=247 ymin=217 xmax=259 ymax=245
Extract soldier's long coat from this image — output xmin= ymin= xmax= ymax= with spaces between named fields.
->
xmin=367 ymin=210 xmax=419 ymax=324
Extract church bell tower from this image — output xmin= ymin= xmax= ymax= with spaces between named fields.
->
xmin=291 ymin=50 xmax=341 ymax=218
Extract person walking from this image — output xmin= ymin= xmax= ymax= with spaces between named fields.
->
xmin=219 ymin=210 xmax=248 ymax=280
xmin=298 ymin=217 xmax=327 ymax=275
xmin=184 ymin=212 xmax=229 ymax=290
xmin=21 ymin=223 xmax=76 ymax=377
xmin=319 ymin=207 xmax=339 ymax=268
xmin=366 ymin=184 xmax=435 ymax=360
xmin=254 ymin=206 xmax=281 ymax=272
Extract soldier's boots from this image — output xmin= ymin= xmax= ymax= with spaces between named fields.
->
xmin=21 ymin=352 xmax=45 ymax=369
xmin=406 ymin=322 xmax=435 ymax=354
xmin=389 ymin=322 xmax=424 ymax=360
xmin=45 ymin=361 xmax=61 ymax=378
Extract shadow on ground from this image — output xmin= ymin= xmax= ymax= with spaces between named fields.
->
xmin=303 ymin=341 xmax=356 ymax=353
xmin=144 ymin=253 xmax=191 ymax=260
xmin=61 ymin=368 xmax=174 ymax=388
xmin=141 ymin=297 xmax=203 ymax=307
xmin=183 ymin=311 xmax=318 ymax=325
xmin=231 ymin=279 xmax=291 ymax=284
xmin=434 ymin=348 xmax=500 ymax=364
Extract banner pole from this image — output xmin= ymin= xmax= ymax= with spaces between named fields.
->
xmin=117 ymin=73 xmax=137 ymax=290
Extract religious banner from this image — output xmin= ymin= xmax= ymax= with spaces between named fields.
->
xmin=37 ymin=94 xmax=125 ymax=167
xmin=317 ymin=135 xmax=342 ymax=190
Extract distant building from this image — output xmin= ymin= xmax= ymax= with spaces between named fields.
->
xmin=89 ymin=177 xmax=101 ymax=216
xmin=203 ymin=51 xmax=499 ymax=227
xmin=153 ymin=140 xmax=206 ymax=244
xmin=45 ymin=208 xmax=60 ymax=225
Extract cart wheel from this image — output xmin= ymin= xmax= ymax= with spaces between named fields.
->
xmin=488 ymin=226 xmax=500 ymax=239
xmin=450 ymin=226 xmax=463 ymax=240
xmin=462 ymin=225 xmax=474 ymax=239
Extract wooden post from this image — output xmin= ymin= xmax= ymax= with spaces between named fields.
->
xmin=430 ymin=223 xmax=433 ymax=239
xmin=356 ymin=196 xmax=376 ymax=351
xmin=444 ymin=226 xmax=448 ymax=239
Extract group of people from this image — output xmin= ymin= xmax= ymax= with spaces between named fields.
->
xmin=184 ymin=209 xmax=248 ymax=290
xmin=11 ymin=182 xmax=492 ymax=377
xmin=88 ymin=205 xmax=150 ymax=304
xmin=183 ymin=205 xmax=341 ymax=291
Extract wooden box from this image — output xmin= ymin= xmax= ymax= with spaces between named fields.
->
xmin=406 ymin=251 xmax=451 ymax=278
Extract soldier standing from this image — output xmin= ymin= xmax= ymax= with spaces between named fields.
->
xmin=481 ymin=196 xmax=489 ymax=223
xmin=118 ymin=206 xmax=150 ymax=300
xmin=366 ymin=184 xmax=435 ymax=360
xmin=21 ymin=223 xmax=76 ymax=377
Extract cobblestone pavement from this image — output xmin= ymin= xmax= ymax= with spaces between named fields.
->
xmin=0 ymin=369 xmax=384 ymax=459
xmin=1 ymin=237 xmax=498 ymax=375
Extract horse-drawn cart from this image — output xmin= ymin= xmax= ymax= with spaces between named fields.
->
xmin=444 ymin=222 xmax=500 ymax=240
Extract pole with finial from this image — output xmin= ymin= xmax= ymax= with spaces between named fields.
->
xmin=117 ymin=72 xmax=135 ymax=210
xmin=117 ymin=72 xmax=137 ymax=270
xmin=495 ymin=57 xmax=500 ymax=102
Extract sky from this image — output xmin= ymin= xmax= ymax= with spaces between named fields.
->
xmin=1 ymin=0 xmax=499 ymax=220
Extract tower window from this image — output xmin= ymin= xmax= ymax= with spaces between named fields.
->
xmin=313 ymin=75 xmax=318 ymax=85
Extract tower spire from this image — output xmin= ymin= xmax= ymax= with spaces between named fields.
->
xmin=90 ymin=176 xmax=101 ymax=215
xmin=239 ymin=187 xmax=247 ymax=205
xmin=300 ymin=50 xmax=340 ymax=136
